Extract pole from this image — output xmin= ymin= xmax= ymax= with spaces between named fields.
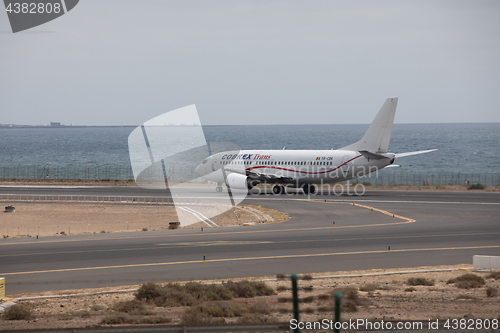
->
xmin=291 ymin=274 xmax=299 ymax=333
xmin=334 ymin=292 xmax=341 ymax=333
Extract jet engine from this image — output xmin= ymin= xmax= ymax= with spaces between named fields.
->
xmin=226 ymin=173 xmax=252 ymax=190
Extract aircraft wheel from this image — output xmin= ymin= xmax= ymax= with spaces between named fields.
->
xmin=272 ymin=185 xmax=284 ymax=195
xmin=302 ymin=184 xmax=316 ymax=195
xmin=302 ymin=184 xmax=309 ymax=195
xmin=216 ymin=186 xmax=223 ymax=192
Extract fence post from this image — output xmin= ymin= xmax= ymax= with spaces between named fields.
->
xmin=291 ymin=274 xmax=299 ymax=333
xmin=334 ymin=292 xmax=342 ymax=333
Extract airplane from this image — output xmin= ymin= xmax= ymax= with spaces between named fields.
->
xmin=195 ymin=97 xmax=437 ymax=194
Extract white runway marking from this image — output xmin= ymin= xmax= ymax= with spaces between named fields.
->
xmin=178 ymin=206 xmax=218 ymax=227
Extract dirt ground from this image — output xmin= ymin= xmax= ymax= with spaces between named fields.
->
xmin=1 ymin=264 xmax=499 ymax=330
xmin=0 ymin=202 xmax=288 ymax=238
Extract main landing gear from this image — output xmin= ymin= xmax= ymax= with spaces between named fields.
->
xmin=302 ymin=184 xmax=316 ymax=195
xmin=272 ymin=185 xmax=285 ymax=195
xmin=215 ymin=186 xmax=223 ymax=192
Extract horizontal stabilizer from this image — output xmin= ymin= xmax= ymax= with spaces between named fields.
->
xmin=395 ymin=149 xmax=438 ymax=158
xmin=359 ymin=150 xmax=390 ymax=160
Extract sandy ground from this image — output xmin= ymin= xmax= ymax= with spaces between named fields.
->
xmin=1 ymin=264 xmax=499 ymax=330
xmin=0 ymin=202 xmax=288 ymax=238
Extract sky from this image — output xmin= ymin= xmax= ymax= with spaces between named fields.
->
xmin=1 ymin=0 xmax=499 ymax=126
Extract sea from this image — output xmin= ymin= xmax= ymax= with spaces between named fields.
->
xmin=0 ymin=123 xmax=499 ymax=184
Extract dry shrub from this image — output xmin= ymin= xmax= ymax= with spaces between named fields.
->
xmin=135 ymin=282 xmax=163 ymax=301
xmin=486 ymin=272 xmax=500 ymax=280
xmin=333 ymin=287 xmax=362 ymax=312
xmin=456 ymin=294 xmax=474 ymax=300
xmin=113 ymin=299 xmax=151 ymax=315
xmin=276 ymin=274 xmax=287 ymax=280
xmin=153 ymin=285 xmax=199 ymax=307
xmin=276 ymin=286 xmax=287 ymax=292
xmin=447 ymin=274 xmax=485 ymax=289
xmin=58 ymin=313 xmax=74 ymax=321
xmin=248 ymin=302 xmax=271 ymax=315
xmin=344 ymin=300 xmax=357 ymax=312
xmin=486 ymin=287 xmax=498 ymax=297
xmin=101 ymin=314 xmax=129 ymax=324
xmin=90 ymin=305 xmax=103 ymax=311
xmin=135 ymin=282 xmax=234 ymax=307
xmin=407 ymin=277 xmax=435 ymax=286
xmin=467 ymin=183 xmax=486 ymax=190
xmin=380 ymin=285 xmax=396 ymax=290
xmin=302 ymin=286 xmax=314 ymax=292
xmin=359 ymin=284 xmax=377 ymax=292
xmin=405 ymin=287 xmax=416 ymax=292
xmin=78 ymin=310 xmax=91 ymax=318
xmin=135 ymin=316 xmax=170 ymax=324
xmin=223 ymin=280 xmax=275 ymax=298
xmin=183 ymin=282 xmax=233 ymax=301
xmin=236 ymin=313 xmax=277 ymax=323
xmin=135 ymin=281 xmax=274 ymax=308
xmin=3 ymin=304 xmax=32 ymax=320
xmin=302 ymin=274 xmax=313 ymax=280
xmin=181 ymin=302 xmax=248 ymax=324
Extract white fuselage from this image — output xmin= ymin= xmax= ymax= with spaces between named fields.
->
xmin=197 ymin=149 xmax=394 ymax=185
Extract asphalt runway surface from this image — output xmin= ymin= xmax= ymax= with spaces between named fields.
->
xmin=1 ymin=185 xmax=499 ymax=294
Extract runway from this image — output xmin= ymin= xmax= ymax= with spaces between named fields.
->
xmin=0 ymin=186 xmax=499 ymax=294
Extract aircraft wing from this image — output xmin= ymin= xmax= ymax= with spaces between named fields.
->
xmin=394 ymin=149 xmax=438 ymax=158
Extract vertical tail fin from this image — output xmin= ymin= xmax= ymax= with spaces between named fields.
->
xmin=340 ymin=97 xmax=398 ymax=153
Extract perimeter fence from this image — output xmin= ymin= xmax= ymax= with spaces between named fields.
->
xmin=359 ymin=170 xmax=500 ymax=187
xmin=0 ymin=165 xmax=198 ymax=182
xmin=0 ymin=165 xmax=499 ymax=186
